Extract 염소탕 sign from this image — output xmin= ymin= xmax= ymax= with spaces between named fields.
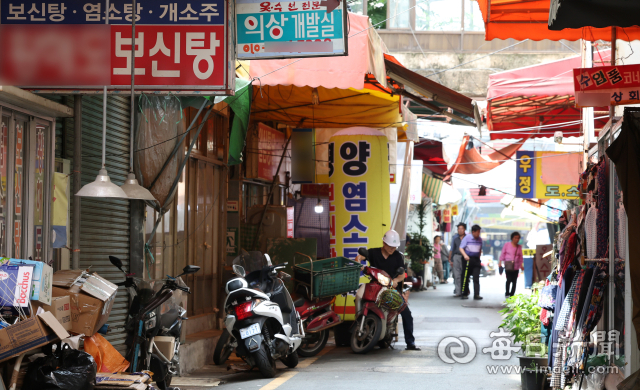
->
xmin=235 ymin=0 xmax=348 ymax=59
xmin=515 ymin=150 xmax=581 ymax=200
xmin=0 ymin=0 xmax=234 ymax=93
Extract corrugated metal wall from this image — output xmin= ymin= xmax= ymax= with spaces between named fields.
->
xmin=51 ymin=94 xmax=132 ymax=352
xmin=78 ymin=95 xmax=131 ymax=351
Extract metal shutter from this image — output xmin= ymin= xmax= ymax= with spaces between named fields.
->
xmin=78 ymin=95 xmax=131 ymax=352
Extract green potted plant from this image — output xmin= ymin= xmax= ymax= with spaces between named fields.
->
xmin=499 ymin=284 xmax=548 ymax=390
xmin=406 ymin=199 xmax=432 ymax=278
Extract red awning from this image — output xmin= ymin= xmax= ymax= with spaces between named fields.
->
xmin=443 ymin=135 xmax=528 ymax=181
xmin=414 ymin=139 xmax=447 ymax=177
xmin=487 ymin=51 xmax=610 ymax=140
xmin=476 ymin=0 xmax=640 ymax=42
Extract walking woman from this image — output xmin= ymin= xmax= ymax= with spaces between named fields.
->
xmin=499 ymin=232 xmax=524 ymax=297
xmin=433 ymin=235 xmax=444 ymax=284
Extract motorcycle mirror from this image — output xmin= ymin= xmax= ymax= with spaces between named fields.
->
xmin=182 ymin=265 xmax=201 ymax=275
xmin=109 ymin=256 xmax=124 ymax=271
xmin=357 ymin=247 xmax=369 ymax=258
xmin=233 ymin=264 xmax=246 ymax=277
xmin=395 ymin=267 xmax=405 ymax=277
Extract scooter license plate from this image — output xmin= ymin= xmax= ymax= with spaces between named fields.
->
xmin=240 ymin=323 xmax=261 ymax=339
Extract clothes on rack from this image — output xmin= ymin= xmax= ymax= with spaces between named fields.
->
xmin=596 ymin=158 xmax=609 ymax=259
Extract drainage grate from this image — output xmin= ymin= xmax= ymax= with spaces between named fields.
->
xmin=420 ymin=317 xmax=480 ymax=323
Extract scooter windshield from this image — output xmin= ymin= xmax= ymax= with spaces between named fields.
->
xmin=232 ymin=250 xmax=269 ymax=276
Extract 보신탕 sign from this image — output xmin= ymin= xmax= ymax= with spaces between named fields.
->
xmin=574 ymin=64 xmax=640 ymax=107
xmin=0 ymin=0 xmax=234 ymax=93
xmin=515 ymin=151 xmax=581 ymax=200
xmin=235 ymin=0 xmax=347 ymax=59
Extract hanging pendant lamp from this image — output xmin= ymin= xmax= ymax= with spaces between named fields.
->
xmin=119 ymin=0 xmax=157 ymax=202
xmin=76 ymin=86 xmax=129 ymax=199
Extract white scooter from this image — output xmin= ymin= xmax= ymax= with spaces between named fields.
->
xmin=220 ymin=251 xmax=303 ymax=378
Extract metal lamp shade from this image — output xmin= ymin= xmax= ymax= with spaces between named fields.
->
xmin=76 ymin=168 xmax=129 ymax=198
xmin=120 ymin=172 xmax=157 ymax=201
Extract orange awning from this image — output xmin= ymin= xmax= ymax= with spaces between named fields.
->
xmin=477 ymin=0 xmax=640 ymax=41
xmin=443 ymin=135 xmax=529 ymax=181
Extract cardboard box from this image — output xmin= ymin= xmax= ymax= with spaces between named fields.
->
xmin=52 ymin=270 xmax=117 ymax=336
xmin=0 ymin=311 xmax=70 ymax=363
xmin=0 ymin=264 xmax=34 ymax=316
xmin=32 ymin=295 xmax=72 ymax=331
xmin=4 ymin=259 xmax=53 ymax=305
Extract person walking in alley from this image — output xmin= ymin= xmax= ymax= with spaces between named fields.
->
xmin=459 ymin=224 xmax=483 ymax=300
xmin=433 ymin=235 xmax=444 ymax=284
xmin=357 ymin=230 xmax=421 ymax=351
xmin=449 ymin=223 xmax=467 ymax=297
xmin=499 ymin=232 xmax=524 ymax=297
xmin=440 ymin=237 xmax=450 ymax=283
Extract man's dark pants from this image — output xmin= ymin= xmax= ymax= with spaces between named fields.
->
xmin=461 ymin=256 xmax=481 ymax=297
xmin=400 ymin=306 xmax=415 ymax=346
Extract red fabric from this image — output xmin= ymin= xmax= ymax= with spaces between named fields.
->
xmin=443 ymin=135 xmax=528 ymax=180
xmin=413 ymin=139 xmax=447 ymax=177
xmin=476 ymin=0 xmax=640 ymax=42
xmin=487 ymin=51 xmax=611 ymax=140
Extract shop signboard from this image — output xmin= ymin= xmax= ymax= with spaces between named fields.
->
xmin=300 ymin=183 xmax=330 ymax=198
xmin=256 ymin=123 xmax=289 ymax=182
xmin=408 ymin=160 xmax=423 ymax=204
xmin=533 ymin=244 xmax=552 ymax=283
xmin=442 ymin=207 xmax=451 ymax=223
xmin=574 ymin=64 xmax=640 ymax=106
xmin=286 ymin=207 xmax=294 ymax=238
xmin=515 ymin=150 xmax=581 ymax=200
xmin=235 ymin=0 xmax=348 ymax=60
xmin=451 ymin=204 xmax=458 ymax=216
xmin=0 ymin=0 xmax=234 ymax=94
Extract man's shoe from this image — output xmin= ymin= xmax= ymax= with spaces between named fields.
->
xmin=454 ymin=293 xmax=461 ymax=297
xmin=505 ymin=293 xmax=510 ymax=297
xmin=474 ymin=296 xmax=484 ymax=300
xmin=406 ymin=345 xmax=421 ymax=351
xmin=461 ymin=295 xmax=469 ymax=300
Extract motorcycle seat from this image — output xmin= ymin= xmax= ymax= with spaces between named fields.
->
xmin=293 ymin=298 xmax=306 ymax=308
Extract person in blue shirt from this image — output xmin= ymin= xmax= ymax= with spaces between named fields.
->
xmin=458 ymin=224 xmax=483 ymax=300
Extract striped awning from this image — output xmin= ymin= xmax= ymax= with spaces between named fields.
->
xmin=422 ymin=174 xmax=443 ymax=204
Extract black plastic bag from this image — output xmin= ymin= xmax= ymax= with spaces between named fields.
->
xmin=23 ymin=344 xmax=97 ymax=390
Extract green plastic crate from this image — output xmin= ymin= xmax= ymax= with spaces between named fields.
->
xmin=293 ymin=257 xmax=361 ymax=299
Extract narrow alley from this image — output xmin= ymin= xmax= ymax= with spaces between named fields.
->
xmin=182 ymin=274 xmax=525 ymax=390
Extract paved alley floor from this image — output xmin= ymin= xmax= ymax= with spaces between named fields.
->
xmin=180 ymin=273 xmax=528 ymax=390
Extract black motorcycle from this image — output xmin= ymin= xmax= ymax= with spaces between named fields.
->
xmin=110 ymin=256 xmax=200 ymax=390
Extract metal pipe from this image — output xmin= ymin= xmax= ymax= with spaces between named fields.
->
xmin=102 ymin=86 xmax=107 ymax=167
xmin=130 ymin=0 xmax=136 ymax=172
xmin=610 ymin=27 xmax=617 ymax=119
xmin=72 ymin=95 xmax=82 ymax=270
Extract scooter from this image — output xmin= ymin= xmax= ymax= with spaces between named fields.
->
xmin=293 ymin=287 xmax=342 ymax=357
xmin=350 ymin=247 xmax=408 ymax=354
xmin=110 ymin=256 xmax=200 ymax=390
xmin=218 ymin=251 xmax=302 ymax=378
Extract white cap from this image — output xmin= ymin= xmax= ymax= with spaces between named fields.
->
xmin=382 ymin=229 xmax=400 ymax=248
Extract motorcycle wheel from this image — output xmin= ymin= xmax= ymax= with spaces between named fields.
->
xmin=213 ymin=329 xmax=234 ymax=365
xmin=254 ymin=343 xmax=277 ymax=378
xmin=280 ymin=350 xmax=299 ymax=368
xmin=350 ymin=314 xmax=382 ymax=354
xmin=298 ymin=330 xmax=329 ymax=357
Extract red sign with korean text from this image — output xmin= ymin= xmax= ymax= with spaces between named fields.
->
xmin=574 ymin=64 xmax=640 ymax=106
xmin=300 ymin=184 xmax=331 ymax=198
xmin=111 ymin=26 xmax=225 ymax=87
xmin=257 ymin=123 xmax=289 ymax=182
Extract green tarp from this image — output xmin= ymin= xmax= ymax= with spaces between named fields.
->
xmin=180 ymin=78 xmax=252 ymax=165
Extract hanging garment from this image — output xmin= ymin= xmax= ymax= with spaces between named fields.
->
xmin=558 ymin=232 xmax=577 ymax=285
xmin=606 ymin=107 xmax=640 ymax=349
xmin=617 ymin=202 xmax=627 ymax=259
xmin=541 ymin=307 xmax=552 ymax=327
xmin=555 ymin=273 xmax=579 ymax=331
xmin=585 ymin=205 xmax=598 ymax=259
xmin=596 ymin=158 xmax=609 ymax=258
xmin=581 ymin=264 xmax=608 ymax=342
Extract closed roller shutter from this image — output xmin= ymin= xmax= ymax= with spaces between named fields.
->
xmin=78 ymin=95 xmax=131 ymax=353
